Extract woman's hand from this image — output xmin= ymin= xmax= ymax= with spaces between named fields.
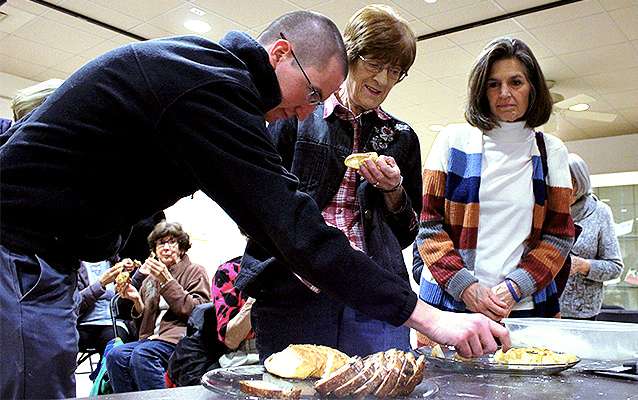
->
xmin=491 ymin=281 xmax=520 ymax=313
xmin=99 ymin=264 xmax=123 ymax=288
xmin=359 ymin=155 xmax=401 ymax=192
xmin=145 ymin=257 xmax=174 ymax=286
xmin=570 ymin=256 xmax=591 ymax=276
xmin=461 ymin=282 xmax=510 ymax=321
xmin=119 ymin=283 xmax=144 ymax=315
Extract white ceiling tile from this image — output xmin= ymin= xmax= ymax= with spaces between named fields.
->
xmin=601 ymin=89 xmax=638 ymax=110
xmin=447 ymin=19 xmax=520 ymax=46
xmin=530 ymin=13 xmax=626 ymax=55
xmin=598 ymin=0 xmax=637 ymax=12
xmin=417 ymin=36 xmax=458 ymax=54
xmin=538 ymin=56 xmax=578 ymax=82
xmin=513 ymin=0 xmax=603 ymax=30
xmin=387 ymin=0 xmax=484 ymax=20
xmin=582 ymin=67 xmax=638 ymax=94
xmin=438 ymin=74 xmax=469 ymax=93
xmin=13 ymin=16 xmax=105 ymax=54
xmin=87 ymin=0 xmax=183 ymax=22
xmin=408 ymin=19 xmax=434 ymax=37
xmin=146 ymin=4 xmax=247 ymax=42
xmin=53 ymin=54 xmax=89 ymax=74
xmin=286 ymin=0 xmax=330 ymax=8
xmin=492 ymin=0 xmax=548 ymax=12
xmin=423 ymin=0 xmax=503 ymax=31
xmin=1 ymin=34 xmax=74 ymax=67
xmin=110 ymin=33 xmax=140 ymax=46
xmin=0 ymin=54 xmax=48 ymax=80
xmin=311 ymin=0 xmax=368 ymax=31
xmin=40 ymin=10 xmax=119 ymax=40
xmin=80 ymin=40 xmax=128 ymax=61
xmin=560 ymin=42 xmax=638 ymax=75
xmin=363 ymin=0 xmax=419 ymax=22
xmin=412 ymin=45 xmax=474 ymax=79
xmin=609 ymin=6 xmax=638 ymax=41
xmin=617 ymin=107 xmax=638 ymax=128
xmin=0 ymin=4 xmax=38 ymax=34
xmin=129 ymin=23 xmax=174 ymax=40
xmin=4 ymin=0 xmax=58 ymax=16
xmin=551 ymin=77 xmax=597 ymax=103
xmin=33 ymin=68 xmax=70 ymax=81
xmin=192 ymin=0 xmax=299 ymax=29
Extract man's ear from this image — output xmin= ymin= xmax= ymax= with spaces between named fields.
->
xmin=267 ymin=39 xmax=291 ymax=68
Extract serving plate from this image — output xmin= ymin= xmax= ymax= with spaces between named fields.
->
xmin=415 ymin=346 xmax=580 ymax=376
xmin=201 ymin=364 xmax=439 ymax=399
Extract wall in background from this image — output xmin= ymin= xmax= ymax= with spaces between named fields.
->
xmin=565 ymin=133 xmax=638 ymax=175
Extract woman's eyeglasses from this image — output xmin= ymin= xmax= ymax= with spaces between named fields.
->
xmin=358 ymin=55 xmax=407 ymax=83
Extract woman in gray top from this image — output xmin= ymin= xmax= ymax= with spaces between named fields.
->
xmin=560 ymin=153 xmax=624 ymax=319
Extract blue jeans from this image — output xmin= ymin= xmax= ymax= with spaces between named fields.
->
xmin=0 ymin=244 xmax=79 ymax=399
xmin=338 ymin=306 xmax=411 ymax=357
xmin=106 ymin=339 xmax=175 ymax=393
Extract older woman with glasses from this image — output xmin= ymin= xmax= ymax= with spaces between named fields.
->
xmin=559 ymin=153 xmax=624 ymax=320
xmin=106 ymin=221 xmax=210 ymax=393
xmin=238 ymin=4 xmax=421 ymax=358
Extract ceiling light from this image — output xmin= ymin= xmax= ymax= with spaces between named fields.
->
xmin=600 ymin=198 xmax=610 ymax=202
xmin=424 ymin=0 xmax=438 ymax=3
xmin=621 ymin=208 xmax=627 ymax=213
xmin=568 ymin=103 xmax=590 ymax=112
xmin=189 ymin=7 xmax=206 ymax=16
xmin=429 ymin=124 xmax=445 ymax=132
xmin=184 ymin=19 xmax=211 ymax=33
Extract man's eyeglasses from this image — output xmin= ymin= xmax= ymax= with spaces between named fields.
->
xmin=358 ymin=55 xmax=407 ymax=83
xmin=280 ymin=32 xmax=323 ymax=106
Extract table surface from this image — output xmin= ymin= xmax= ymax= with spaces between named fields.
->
xmin=78 ymin=364 xmax=638 ymax=400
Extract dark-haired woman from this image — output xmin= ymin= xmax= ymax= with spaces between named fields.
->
xmin=415 ymin=37 xmax=575 ymax=321
xmin=106 ymin=221 xmax=209 ymax=393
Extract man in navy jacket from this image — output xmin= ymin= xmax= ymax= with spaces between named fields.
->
xmin=0 ymin=11 xmax=508 ymax=398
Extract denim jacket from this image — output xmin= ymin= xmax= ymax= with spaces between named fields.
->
xmin=237 ymin=104 xmax=422 ymax=301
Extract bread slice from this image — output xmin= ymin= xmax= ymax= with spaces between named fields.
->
xmin=239 ymin=380 xmax=301 ymax=399
xmin=373 ymin=349 xmax=404 ymax=398
xmin=314 ymin=356 xmax=363 ymax=396
xmin=265 ymin=344 xmax=349 ymax=380
xmin=387 ymin=351 xmax=415 ymax=397
xmin=332 ymin=353 xmax=381 ymax=398
xmin=350 ymin=352 xmax=387 ymax=399
xmin=400 ymin=354 xmax=427 ymax=396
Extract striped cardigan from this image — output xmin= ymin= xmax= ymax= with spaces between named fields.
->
xmin=416 ymin=124 xmax=575 ymax=315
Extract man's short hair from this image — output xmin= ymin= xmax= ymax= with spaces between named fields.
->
xmin=465 ymin=37 xmax=553 ymax=131
xmin=343 ymin=5 xmax=416 ymax=74
xmin=258 ymin=11 xmax=347 ymax=78
xmin=11 ymin=79 xmax=64 ymax=121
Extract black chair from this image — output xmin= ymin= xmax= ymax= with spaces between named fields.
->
xmin=76 ymin=346 xmax=100 ymax=374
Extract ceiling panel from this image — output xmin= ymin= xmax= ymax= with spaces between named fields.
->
xmin=0 ymin=0 xmax=637 ymax=143
xmin=530 ymin=12 xmax=626 ymax=55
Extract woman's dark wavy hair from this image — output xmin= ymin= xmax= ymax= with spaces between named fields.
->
xmin=147 ymin=221 xmax=191 ymax=254
xmin=465 ymin=37 xmax=553 ymax=131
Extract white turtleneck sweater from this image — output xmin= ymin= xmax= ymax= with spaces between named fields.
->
xmin=474 ymin=121 xmax=535 ymax=310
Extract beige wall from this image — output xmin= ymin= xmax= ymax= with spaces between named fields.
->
xmin=565 ymin=133 xmax=638 ymax=175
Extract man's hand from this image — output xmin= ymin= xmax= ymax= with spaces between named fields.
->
xmin=406 ymin=300 xmax=511 ymax=358
xmin=570 ymin=256 xmax=591 ymax=276
xmin=99 ymin=264 xmax=123 ymax=288
xmin=461 ymin=282 xmax=509 ymax=321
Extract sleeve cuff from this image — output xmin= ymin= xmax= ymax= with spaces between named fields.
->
xmin=505 ymin=269 xmax=536 ymax=298
xmin=447 ymin=269 xmax=479 ymax=301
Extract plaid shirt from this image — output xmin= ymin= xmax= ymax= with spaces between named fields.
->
xmin=320 ymin=94 xmax=392 ymax=252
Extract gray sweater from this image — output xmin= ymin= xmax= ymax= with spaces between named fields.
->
xmin=560 ymin=196 xmax=624 ymax=318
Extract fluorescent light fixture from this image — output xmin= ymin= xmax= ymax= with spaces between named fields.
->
xmin=568 ymin=103 xmax=590 ymax=112
xmin=600 ymin=198 xmax=611 ymax=202
xmin=189 ymin=7 xmax=206 ymax=16
xmin=429 ymin=124 xmax=445 ymax=132
xmin=184 ymin=19 xmax=211 ymax=33
xmin=621 ymin=208 xmax=628 ymax=213
xmin=424 ymin=0 xmax=438 ymax=3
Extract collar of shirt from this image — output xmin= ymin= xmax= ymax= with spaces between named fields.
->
xmin=322 ymin=92 xmax=391 ymax=122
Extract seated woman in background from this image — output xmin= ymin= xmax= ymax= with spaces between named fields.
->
xmin=106 ymin=221 xmax=210 ymax=393
xmin=77 ymin=258 xmax=135 ymax=357
xmin=416 ymin=37 xmax=575 ymax=322
xmin=559 ymin=153 xmax=624 ymax=320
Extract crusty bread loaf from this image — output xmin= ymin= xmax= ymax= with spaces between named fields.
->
xmin=374 ymin=349 xmax=404 ymax=398
xmin=239 ymin=380 xmax=301 ymax=399
xmin=314 ymin=356 xmax=364 ymax=396
xmin=400 ymin=354 xmax=427 ymax=396
xmin=387 ymin=351 xmax=415 ymax=397
xmin=350 ymin=353 xmax=387 ymax=399
xmin=265 ymin=344 xmax=349 ymax=379
xmin=332 ymin=353 xmax=382 ymax=398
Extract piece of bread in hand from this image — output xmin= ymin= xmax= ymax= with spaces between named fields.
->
xmin=239 ymin=380 xmax=301 ymax=399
